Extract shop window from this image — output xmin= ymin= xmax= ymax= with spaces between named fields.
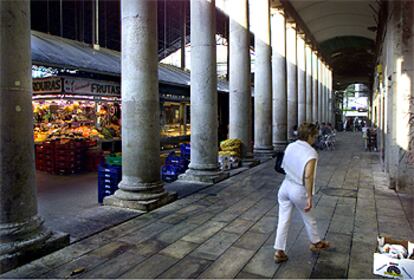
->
xmin=160 ymin=101 xmax=190 ymax=138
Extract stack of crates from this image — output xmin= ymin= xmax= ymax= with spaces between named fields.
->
xmin=161 ymin=150 xmax=189 ymax=182
xmin=161 ymin=165 xmax=179 ymax=183
xmin=98 ymin=163 xmax=122 ymax=203
xmin=85 ymin=147 xmax=102 ymax=172
xmin=180 ymin=143 xmax=191 ymax=160
xmin=54 ymin=140 xmax=86 ymax=175
xmin=35 ymin=139 xmax=101 ymax=175
xmin=35 ymin=141 xmax=55 ymax=173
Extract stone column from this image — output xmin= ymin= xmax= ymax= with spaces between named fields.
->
xmin=326 ymin=65 xmax=330 ymax=123
xmin=328 ymin=68 xmax=333 ymax=124
xmin=179 ymin=0 xmax=227 ymax=183
xmin=305 ymin=44 xmax=312 ymax=122
xmin=297 ymin=34 xmax=306 ymax=126
xmin=332 ymin=71 xmax=335 ymax=124
xmin=271 ymin=9 xmax=287 ymax=151
xmin=320 ymin=62 xmax=325 ymax=122
xmin=105 ymin=0 xmax=175 ymax=211
xmin=317 ymin=58 xmax=323 ymax=122
xmin=323 ymin=64 xmax=329 ymax=122
xmin=229 ymin=0 xmax=252 ymax=158
xmin=286 ymin=23 xmax=298 ymax=140
xmin=320 ymin=62 xmax=324 ymax=122
xmin=312 ymin=51 xmax=318 ymax=123
xmin=0 ymin=1 xmax=68 ymax=273
xmin=326 ymin=68 xmax=330 ymax=123
xmin=253 ymin=0 xmax=273 ymax=157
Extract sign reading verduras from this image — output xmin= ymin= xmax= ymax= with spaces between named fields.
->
xmin=32 ymin=77 xmax=63 ymax=93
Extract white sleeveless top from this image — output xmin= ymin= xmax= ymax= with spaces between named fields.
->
xmin=282 ymin=140 xmax=318 ymax=195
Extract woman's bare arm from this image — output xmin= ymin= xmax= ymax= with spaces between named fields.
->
xmin=303 ymin=159 xmax=317 ymax=211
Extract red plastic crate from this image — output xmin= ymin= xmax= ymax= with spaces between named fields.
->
xmin=54 ymin=140 xmax=87 ymax=150
xmin=35 ymin=144 xmax=55 ymax=155
xmin=54 ymin=167 xmax=83 ymax=175
xmin=55 ymin=154 xmax=82 ymax=162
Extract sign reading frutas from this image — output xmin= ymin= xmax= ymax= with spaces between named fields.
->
xmin=64 ymin=78 xmax=120 ymax=96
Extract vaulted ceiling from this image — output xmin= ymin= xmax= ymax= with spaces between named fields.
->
xmin=282 ymin=0 xmax=380 ymax=90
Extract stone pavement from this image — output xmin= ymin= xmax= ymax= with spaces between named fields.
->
xmin=2 ymin=132 xmax=413 ymax=279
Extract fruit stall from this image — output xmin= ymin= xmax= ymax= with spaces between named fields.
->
xmin=33 ymin=76 xmax=121 ymax=174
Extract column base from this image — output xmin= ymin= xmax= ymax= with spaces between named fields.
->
xmin=254 ymin=147 xmax=275 ymax=158
xmin=104 ymin=192 xmax=177 ymax=212
xmin=178 ymin=169 xmax=229 ymax=184
xmin=0 ymin=231 xmax=69 ymax=274
xmin=103 ymin=178 xmax=176 ymax=212
xmin=241 ymin=157 xmax=260 ymax=168
xmin=273 ymin=142 xmax=288 ymax=152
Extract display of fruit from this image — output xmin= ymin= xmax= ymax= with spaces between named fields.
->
xmin=32 ymin=100 xmax=119 ymax=143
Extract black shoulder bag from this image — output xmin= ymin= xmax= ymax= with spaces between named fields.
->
xmin=274 ymin=151 xmax=286 ymax=175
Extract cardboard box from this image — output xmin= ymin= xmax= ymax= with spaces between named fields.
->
xmin=373 ymin=237 xmax=414 ymax=279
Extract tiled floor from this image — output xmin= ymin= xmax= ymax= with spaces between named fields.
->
xmin=2 ymin=132 xmax=413 ymax=279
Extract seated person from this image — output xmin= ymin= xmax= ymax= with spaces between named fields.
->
xmin=320 ymin=123 xmax=332 ymax=136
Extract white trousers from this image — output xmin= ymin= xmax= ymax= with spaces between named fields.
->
xmin=274 ymin=179 xmax=321 ymax=251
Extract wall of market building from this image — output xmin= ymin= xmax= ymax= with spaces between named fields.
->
xmin=371 ymin=0 xmax=414 ymax=191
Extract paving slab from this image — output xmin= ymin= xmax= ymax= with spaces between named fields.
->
xmin=118 ymin=221 xmax=172 ymax=245
xmin=158 ymin=255 xmax=212 ymax=279
xmin=190 ymin=231 xmax=241 ymax=260
xmin=272 ymin=231 xmax=318 ymax=279
xmin=120 ymin=254 xmax=178 ymax=279
xmin=181 ymin=221 xmax=227 ymax=244
xmin=222 ymin=218 xmax=255 ymax=234
xmin=155 ymin=222 xmax=199 ymax=244
xmin=42 ymin=241 xmax=132 ymax=278
xmin=235 ymin=270 xmax=264 ymax=279
xmin=348 ymin=240 xmax=378 ymax=279
xmin=242 ymin=244 xmax=279 ymax=278
xmin=198 ymin=246 xmax=255 ymax=279
xmin=329 ymin=213 xmax=355 ymax=235
xmin=310 ymin=232 xmax=352 ymax=278
xmin=233 ymin=231 xmax=269 ymax=251
xmin=75 ymin=250 xmax=146 ymax=278
xmin=159 ymin=240 xmax=199 ymax=259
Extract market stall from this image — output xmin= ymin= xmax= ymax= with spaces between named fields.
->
xmin=29 ymin=31 xmax=229 ymax=176
xmin=160 ymin=92 xmax=191 ymax=150
xmin=33 ymin=76 xmax=121 ymax=174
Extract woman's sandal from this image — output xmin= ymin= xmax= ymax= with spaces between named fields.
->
xmin=309 ymin=240 xmax=330 ymax=253
xmin=274 ymin=250 xmax=288 ymax=263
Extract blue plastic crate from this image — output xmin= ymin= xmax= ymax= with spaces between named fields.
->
xmin=180 ymin=143 xmax=190 ymax=159
xmin=98 ymin=188 xmax=117 ymax=203
xmin=98 ymin=176 xmax=120 ymax=188
xmin=98 ymin=163 xmax=122 ymax=203
xmin=98 ymin=163 xmax=122 ymax=177
xmin=165 ymin=152 xmax=189 ymax=173
xmin=161 ymin=164 xmax=179 ymax=182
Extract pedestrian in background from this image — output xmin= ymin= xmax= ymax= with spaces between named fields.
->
xmin=273 ymin=123 xmax=330 ymax=263
xmin=362 ymin=123 xmax=368 ymax=150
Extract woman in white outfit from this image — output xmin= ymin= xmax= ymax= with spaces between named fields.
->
xmin=274 ymin=123 xmax=330 ymax=263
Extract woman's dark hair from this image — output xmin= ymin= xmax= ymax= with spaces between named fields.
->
xmin=298 ymin=123 xmax=319 ymax=141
